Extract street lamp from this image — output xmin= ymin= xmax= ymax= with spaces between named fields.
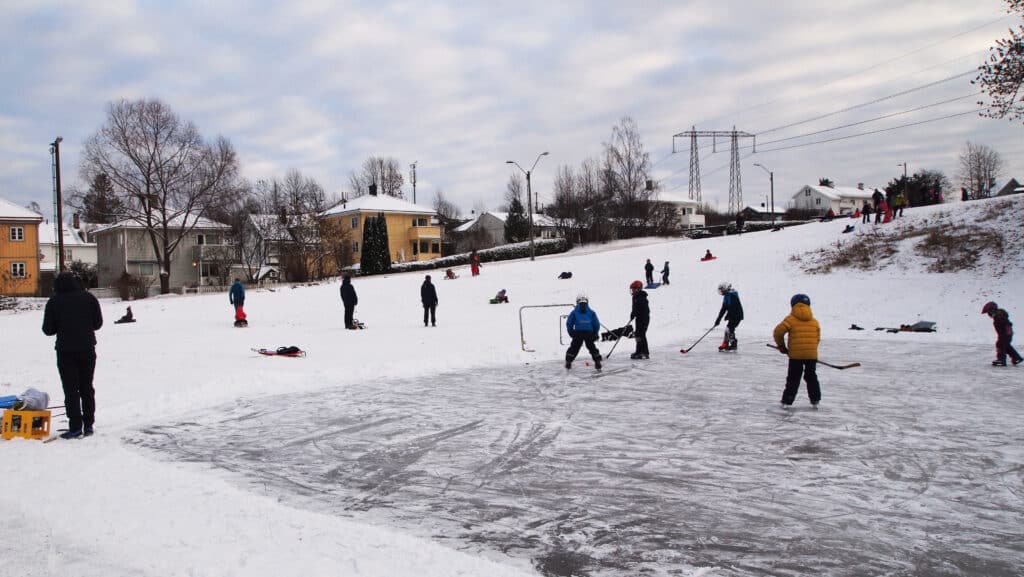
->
xmin=505 ymin=151 xmax=549 ymax=261
xmin=50 ymin=137 xmax=65 ymax=273
xmin=410 ymin=161 xmax=418 ymax=204
xmin=897 ymin=162 xmax=907 ymax=198
xmin=753 ymin=163 xmax=774 ymax=227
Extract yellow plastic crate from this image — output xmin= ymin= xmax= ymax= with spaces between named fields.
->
xmin=1 ymin=409 xmax=52 ymax=440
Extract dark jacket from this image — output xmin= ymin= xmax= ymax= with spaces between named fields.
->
xmin=992 ymin=308 xmax=1013 ymax=337
xmin=42 ymin=272 xmax=103 ymax=352
xmin=715 ymin=289 xmax=744 ymax=325
xmin=340 ymin=278 xmax=358 ymax=308
xmin=630 ymin=290 xmax=650 ymax=325
xmin=421 ymin=280 xmax=438 ymax=306
xmin=229 ymin=280 xmax=245 ymax=306
xmin=644 ymin=261 xmax=654 ymax=275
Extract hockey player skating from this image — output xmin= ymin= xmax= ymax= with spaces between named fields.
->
xmin=982 ymin=301 xmax=1022 ymax=366
xmin=565 ymin=294 xmax=602 ymax=370
xmin=773 ymin=293 xmax=822 ymax=408
xmin=714 ymin=282 xmax=744 ymax=351
xmin=628 ymin=280 xmax=650 ymax=359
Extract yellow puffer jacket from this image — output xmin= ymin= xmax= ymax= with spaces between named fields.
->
xmin=773 ymin=303 xmax=820 ymax=360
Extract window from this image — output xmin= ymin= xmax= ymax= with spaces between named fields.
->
xmin=431 ymin=240 xmax=440 ymax=254
xmin=197 ymin=233 xmax=221 ymax=245
xmin=805 ymin=190 xmax=811 ymax=197
xmin=201 ymin=263 xmax=220 ymax=279
xmin=352 ymin=241 xmax=359 ymax=254
xmin=64 ymin=250 xmax=73 ymax=262
xmin=351 ymin=216 xmax=359 ymax=229
xmin=412 ymin=217 xmax=428 ymax=227
xmin=419 ymin=240 xmax=430 ymax=254
xmin=138 ymin=263 xmax=155 ymax=276
xmin=10 ymin=262 xmax=26 ymax=278
xmin=9 ymin=226 xmax=24 ymax=241
xmin=815 ymin=198 xmax=821 ymax=205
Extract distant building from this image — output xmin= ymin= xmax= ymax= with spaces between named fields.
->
xmin=792 ymin=183 xmax=877 ymax=215
xmin=992 ymin=178 xmax=1023 ymax=197
xmin=320 ymin=192 xmax=442 ymax=265
xmin=93 ymin=215 xmax=231 ymax=290
xmin=38 ymin=213 xmax=98 ymax=274
xmin=0 ymin=197 xmax=44 ymax=296
xmin=452 ymin=211 xmax=561 ymax=253
xmin=655 ymin=193 xmax=706 ymax=230
xmin=739 ymin=204 xmax=785 ymax=222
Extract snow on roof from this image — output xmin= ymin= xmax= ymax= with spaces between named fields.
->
xmin=796 ymin=184 xmax=877 ymax=201
xmin=0 ymin=197 xmax=44 ymax=221
xmin=466 ymin=211 xmax=559 ymax=228
xmin=320 ymin=194 xmax=435 ymax=217
xmin=453 ymin=217 xmax=478 ymax=233
xmin=655 ymin=192 xmax=701 ymax=205
xmin=38 ymin=222 xmax=94 ymax=246
xmin=93 ymin=213 xmax=229 ymax=234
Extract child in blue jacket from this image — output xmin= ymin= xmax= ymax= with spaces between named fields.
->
xmin=565 ymin=294 xmax=602 ymax=370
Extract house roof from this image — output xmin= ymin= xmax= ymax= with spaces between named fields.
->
xmin=655 ymin=192 xmax=701 ymax=206
xmin=321 ymin=194 xmax=435 ymax=217
xmin=38 ymin=222 xmax=95 ymax=246
xmin=795 ymin=184 xmax=877 ymax=201
xmin=0 ymin=197 xmax=44 ymax=221
xmin=93 ymin=213 xmax=230 ymax=235
xmin=742 ymin=204 xmax=783 ymax=214
xmin=453 ymin=211 xmax=558 ymax=232
xmin=249 ymin=214 xmax=304 ymax=241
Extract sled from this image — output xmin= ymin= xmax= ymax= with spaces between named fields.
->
xmin=700 ymin=256 xmax=717 ymax=262
xmin=254 ymin=346 xmax=306 ymax=357
xmin=645 ymin=282 xmax=661 ymax=289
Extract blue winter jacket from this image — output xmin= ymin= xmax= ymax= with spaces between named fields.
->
xmin=715 ymin=289 xmax=743 ymax=325
xmin=229 ymin=280 xmax=245 ymax=306
xmin=566 ymin=303 xmax=600 ymax=338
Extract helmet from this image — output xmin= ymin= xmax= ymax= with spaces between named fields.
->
xmin=982 ymin=301 xmax=998 ymax=314
xmin=717 ymin=282 xmax=732 ymax=295
xmin=630 ymin=280 xmax=643 ymax=291
xmin=791 ymin=294 xmax=811 ymax=307
xmin=576 ymin=294 xmax=589 ymax=305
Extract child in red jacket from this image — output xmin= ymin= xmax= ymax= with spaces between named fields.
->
xmin=982 ymin=302 xmax=1022 ymax=366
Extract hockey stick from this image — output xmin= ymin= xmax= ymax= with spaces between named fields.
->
xmin=680 ymin=326 xmax=716 ymax=353
xmin=765 ymin=344 xmax=860 ymax=369
xmin=604 ymin=320 xmax=633 ymax=359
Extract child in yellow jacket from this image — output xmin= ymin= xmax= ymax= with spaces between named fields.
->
xmin=773 ymin=294 xmax=822 ymax=408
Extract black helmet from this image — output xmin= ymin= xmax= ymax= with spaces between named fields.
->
xmin=791 ymin=294 xmax=811 ymax=307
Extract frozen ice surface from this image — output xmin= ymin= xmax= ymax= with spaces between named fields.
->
xmin=132 ymin=338 xmax=1023 ymax=577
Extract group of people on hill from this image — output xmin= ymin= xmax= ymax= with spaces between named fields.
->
xmin=857 ymin=189 xmax=907 ymax=224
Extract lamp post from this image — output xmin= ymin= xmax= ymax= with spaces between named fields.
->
xmin=50 ymin=137 xmax=65 ymax=272
xmin=897 ymin=162 xmax=907 ymax=201
xmin=505 ymin=151 xmax=549 ymax=261
xmin=753 ymin=162 xmax=774 ymax=227
xmin=410 ymin=161 xmax=418 ymax=204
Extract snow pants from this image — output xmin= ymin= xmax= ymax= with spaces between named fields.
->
xmin=57 ymin=349 xmax=97 ymax=432
xmin=996 ymin=332 xmax=1022 ymax=364
xmin=423 ymin=304 xmax=436 ymax=326
xmin=344 ymin=305 xmax=355 ymax=329
xmin=566 ymin=334 xmax=601 ymax=363
xmin=634 ymin=319 xmax=649 ymax=357
xmin=782 ymin=358 xmax=821 ymax=405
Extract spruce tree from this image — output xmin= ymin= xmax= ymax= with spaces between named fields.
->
xmin=504 ymin=195 xmax=530 ymax=243
xmin=361 ymin=212 xmax=392 ymax=274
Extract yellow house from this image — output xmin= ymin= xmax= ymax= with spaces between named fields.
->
xmin=320 ymin=193 xmax=442 ymax=265
xmin=0 ymin=197 xmax=45 ymax=296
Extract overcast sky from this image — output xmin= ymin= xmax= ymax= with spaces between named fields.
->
xmin=2 ymin=0 xmax=1021 ymax=220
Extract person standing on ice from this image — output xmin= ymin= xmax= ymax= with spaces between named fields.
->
xmin=773 ymin=294 xmax=822 ymax=408
xmin=629 ymin=281 xmax=650 ymax=360
xmin=660 ymin=261 xmax=670 ymax=285
xmin=714 ymin=282 xmax=744 ymax=351
xmin=229 ymin=278 xmax=247 ymax=326
xmin=644 ymin=259 xmax=654 ymax=285
xmin=565 ymin=294 xmax=602 ymax=370
xmin=42 ymin=272 xmax=103 ymax=439
xmin=982 ymin=301 xmax=1022 ymax=366
xmin=421 ymin=274 xmax=438 ymax=327
xmin=339 ymin=275 xmax=358 ymax=330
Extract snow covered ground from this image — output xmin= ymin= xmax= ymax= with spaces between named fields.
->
xmin=2 ymin=195 xmax=1022 ymax=577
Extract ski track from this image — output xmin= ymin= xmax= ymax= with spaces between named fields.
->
xmin=129 ymin=338 xmax=1024 ymax=577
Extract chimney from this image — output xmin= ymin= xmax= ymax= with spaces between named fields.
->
xmin=73 ymin=212 xmax=80 ymax=229
xmin=857 ymin=183 xmax=864 ymax=190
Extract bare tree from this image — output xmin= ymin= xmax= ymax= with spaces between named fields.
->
xmin=80 ymin=98 xmax=242 ymax=293
xmin=348 ymin=157 xmax=405 ymax=197
xmin=603 ymin=117 xmax=653 ymax=235
xmin=957 ymin=141 xmax=1005 ymax=199
xmin=973 ymin=0 xmax=1024 ymax=124
xmin=432 ymin=189 xmax=461 ymax=220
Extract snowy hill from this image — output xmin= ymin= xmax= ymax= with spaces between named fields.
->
xmin=1 ymin=195 xmax=1022 ymax=577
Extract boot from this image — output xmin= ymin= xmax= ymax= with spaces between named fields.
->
xmin=565 ymin=359 xmax=572 ymax=369
xmin=594 ymin=356 xmax=602 ymax=370
xmin=993 ymin=359 xmax=1007 ymax=367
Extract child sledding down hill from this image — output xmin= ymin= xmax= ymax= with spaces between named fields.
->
xmin=490 ymin=289 xmax=509 ymax=304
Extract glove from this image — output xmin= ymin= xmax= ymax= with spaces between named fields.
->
xmin=778 ymin=345 xmax=789 ymax=355
xmin=713 ymin=320 xmax=720 ymax=327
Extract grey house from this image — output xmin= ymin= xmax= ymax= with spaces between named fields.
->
xmin=94 ymin=215 xmax=232 ymax=291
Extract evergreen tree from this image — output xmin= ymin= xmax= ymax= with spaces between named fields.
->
xmin=360 ymin=212 xmax=392 ymax=274
xmin=504 ymin=193 xmax=530 ymax=243
xmin=80 ymin=173 xmax=124 ymax=224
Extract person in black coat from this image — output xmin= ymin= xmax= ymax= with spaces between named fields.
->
xmin=629 ymin=280 xmax=650 ymax=359
xmin=339 ymin=275 xmax=358 ymax=329
xmin=714 ymin=282 xmax=744 ymax=351
xmin=644 ymin=259 xmax=654 ymax=285
xmin=660 ymin=261 xmax=670 ymax=285
xmin=421 ymin=274 xmax=438 ymax=327
xmin=42 ymin=272 xmax=103 ymax=438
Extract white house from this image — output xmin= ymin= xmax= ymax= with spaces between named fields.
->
xmin=37 ymin=215 xmax=97 ymax=273
xmin=655 ymin=193 xmax=706 ymax=230
xmin=791 ymin=183 xmax=878 ymax=215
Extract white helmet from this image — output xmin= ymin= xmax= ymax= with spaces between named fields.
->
xmin=717 ymin=282 xmax=732 ymax=295
xmin=576 ymin=293 xmax=589 ymax=305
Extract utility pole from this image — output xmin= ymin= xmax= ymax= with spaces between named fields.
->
xmin=506 ymin=152 xmax=550 ymax=262
xmin=50 ymin=137 xmax=65 ymax=273
xmin=410 ymin=161 xmax=418 ymax=204
xmin=673 ymin=127 xmax=755 ymax=213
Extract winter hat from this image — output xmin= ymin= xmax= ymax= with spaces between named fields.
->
xmin=791 ymin=294 xmax=811 ymax=307
xmin=630 ymin=280 xmax=643 ymax=291
xmin=717 ymin=282 xmax=732 ymax=294
xmin=982 ymin=301 xmax=998 ymax=314
xmin=576 ymin=294 xmax=589 ymax=305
